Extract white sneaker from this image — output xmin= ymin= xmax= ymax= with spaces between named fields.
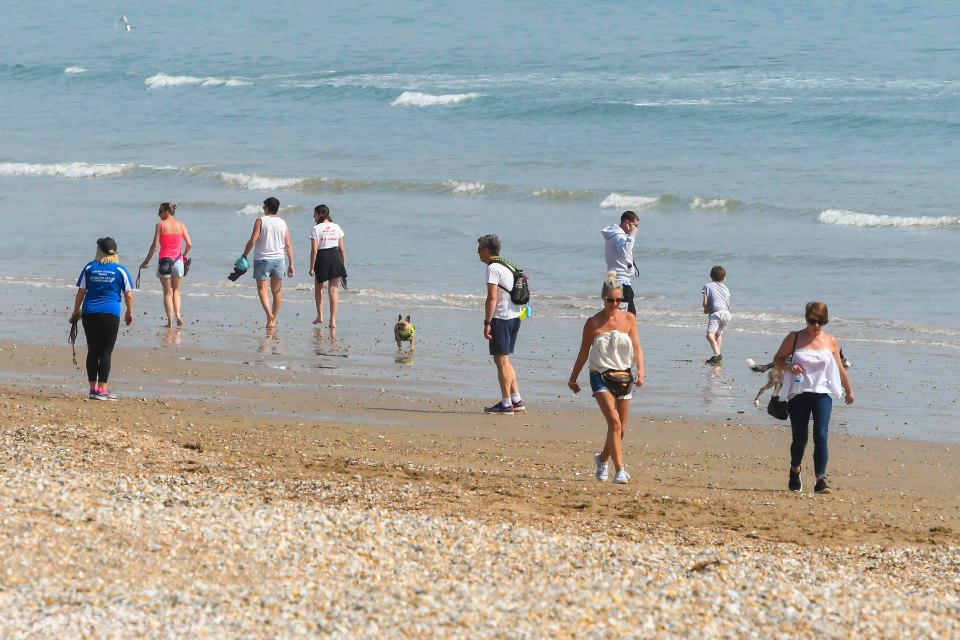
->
xmin=594 ymin=453 xmax=609 ymax=481
xmin=613 ymin=469 xmax=630 ymax=484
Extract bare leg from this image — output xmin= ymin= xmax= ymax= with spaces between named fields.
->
xmin=313 ymin=279 xmax=324 ymax=324
xmin=270 ymin=277 xmax=283 ymax=326
xmin=706 ymin=331 xmax=721 ymax=356
xmin=596 ymin=393 xmax=630 ymax=471
xmin=171 ymin=276 xmax=183 ymax=326
xmin=256 ymin=280 xmax=275 ymax=327
xmin=160 ymin=277 xmax=174 ymax=328
xmin=327 ymin=279 xmax=339 ymax=328
xmin=492 ymin=354 xmax=518 ymax=400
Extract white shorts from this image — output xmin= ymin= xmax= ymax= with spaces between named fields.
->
xmin=707 ymin=310 xmax=731 ymax=335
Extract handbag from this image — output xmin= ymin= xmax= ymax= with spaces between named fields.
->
xmin=766 ymin=395 xmax=789 ymax=420
xmin=158 ymin=257 xmax=175 ymax=276
xmin=766 ymin=331 xmax=799 ymax=421
xmin=600 ymin=369 xmax=634 ymax=397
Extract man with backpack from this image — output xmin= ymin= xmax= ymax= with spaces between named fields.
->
xmin=477 ymin=234 xmax=525 ymax=415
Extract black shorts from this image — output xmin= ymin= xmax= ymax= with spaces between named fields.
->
xmin=313 ymin=247 xmax=347 ymax=283
xmin=488 ymin=317 xmax=520 ymax=355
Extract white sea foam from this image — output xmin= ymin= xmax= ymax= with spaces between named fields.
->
xmin=443 ymin=180 xmax=486 ymax=195
xmin=599 ymin=193 xmax=659 ymax=210
xmin=236 ymin=203 xmax=301 ymax=215
xmin=216 ymin=172 xmax=307 ymax=190
xmin=0 ymin=162 xmax=132 ymax=179
xmin=818 ymin=208 xmax=960 ymax=228
xmin=690 ymin=197 xmax=731 ymax=211
xmin=145 ymin=73 xmax=252 ymax=89
xmin=64 ymin=66 xmax=87 ymax=74
xmin=390 ymin=91 xmax=481 ymax=107
xmin=532 ymin=188 xmax=597 ymax=202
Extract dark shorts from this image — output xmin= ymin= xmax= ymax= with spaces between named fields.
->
xmin=313 ymin=247 xmax=347 ymax=283
xmin=488 ymin=317 xmax=520 ymax=356
xmin=622 ymin=284 xmax=636 ymax=315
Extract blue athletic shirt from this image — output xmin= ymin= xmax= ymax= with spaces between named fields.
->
xmin=77 ymin=261 xmax=133 ymax=317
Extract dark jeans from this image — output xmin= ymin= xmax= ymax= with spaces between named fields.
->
xmin=622 ymin=284 xmax=636 ymax=315
xmin=82 ymin=313 xmax=120 ymax=385
xmin=788 ymin=392 xmax=832 ymax=478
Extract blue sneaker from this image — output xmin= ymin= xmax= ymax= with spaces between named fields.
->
xmin=512 ymin=399 xmax=526 ymax=412
xmin=484 ymin=401 xmax=514 ymax=415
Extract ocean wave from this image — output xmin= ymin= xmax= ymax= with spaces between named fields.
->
xmin=599 ymin=193 xmax=660 ymax=210
xmin=390 ymin=91 xmax=481 ymax=107
xmin=442 ymin=180 xmax=486 ymax=195
xmin=215 ymin=172 xmax=310 ymax=190
xmin=0 ymin=161 xmax=133 ymax=179
xmin=64 ymin=66 xmax=87 ymax=74
xmin=818 ymin=208 xmax=960 ymax=228
xmin=237 ymin=203 xmax=302 ymax=215
xmin=532 ymin=188 xmax=598 ymax=203
xmin=690 ymin=197 xmax=734 ymax=211
xmin=145 ymin=73 xmax=252 ymax=89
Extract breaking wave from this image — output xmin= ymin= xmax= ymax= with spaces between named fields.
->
xmin=390 ymin=91 xmax=481 ymax=107
xmin=0 ymin=162 xmax=133 ymax=178
xmin=599 ymin=193 xmax=660 ymax=210
xmin=145 ymin=73 xmax=253 ymax=89
xmin=818 ymin=208 xmax=960 ymax=228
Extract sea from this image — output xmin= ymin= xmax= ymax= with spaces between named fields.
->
xmin=2 ymin=1 xmax=959 ymax=443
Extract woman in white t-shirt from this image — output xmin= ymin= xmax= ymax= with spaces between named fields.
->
xmin=307 ymin=204 xmax=347 ymax=329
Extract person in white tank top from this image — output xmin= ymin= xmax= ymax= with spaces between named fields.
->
xmin=239 ymin=196 xmax=294 ymax=329
xmin=568 ymin=271 xmax=645 ymax=485
xmin=773 ymin=301 xmax=854 ymax=495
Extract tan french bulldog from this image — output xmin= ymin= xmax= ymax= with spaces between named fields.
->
xmin=394 ymin=314 xmax=415 ymax=352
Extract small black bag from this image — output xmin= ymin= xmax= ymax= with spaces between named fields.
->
xmin=158 ymin=257 xmax=175 ymax=276
xmin=600 ymin=369 xmax=634 ymax=398
xmin=767 ymin=395 xmax=789 ymax=420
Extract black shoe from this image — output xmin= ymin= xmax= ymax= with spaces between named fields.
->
xmin=705 ymin=354 xmax=723 ymax=365
xmin=814 ymin=477 xmax=831 ymax=494
xmin=788 ymin=469 xmax=802 ymax=492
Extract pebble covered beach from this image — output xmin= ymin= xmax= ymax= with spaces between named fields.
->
xmin=1 ymin=385 xmax=957 ymax=638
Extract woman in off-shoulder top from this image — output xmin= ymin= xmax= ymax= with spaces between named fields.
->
xmin=774 ymin=301 xmax=854 ymax=495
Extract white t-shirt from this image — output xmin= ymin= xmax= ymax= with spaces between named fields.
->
xmin=701 ymin=281 xmax=731 ymax=314
xmin=308 ymin=222 xmax=344 ymax=250
xmin=486 ymin=261 xmax=521 ymax=320
xmin=254 ymin=215 xmax=289 ymax=260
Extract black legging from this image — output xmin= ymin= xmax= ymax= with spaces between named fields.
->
xmin=81 ymin=313 xmax=120 ymax=384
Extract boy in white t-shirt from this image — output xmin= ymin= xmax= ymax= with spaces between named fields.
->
xmin=702 ymin=265 xmax=731 ymax=365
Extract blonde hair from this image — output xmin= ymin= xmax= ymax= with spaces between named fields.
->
xmin=602 ymin=270 xmax=622 ymax=296
xmin=96 ymin=248 xmax=119 ymax=264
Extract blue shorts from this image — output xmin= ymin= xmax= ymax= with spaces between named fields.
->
xmin=589 ymin=370 xmax=633 ymax=400
xmin=253 ymin=258 xmax=285 ymax=281
xmin=488 ymin=317 xmax=520 ymax=356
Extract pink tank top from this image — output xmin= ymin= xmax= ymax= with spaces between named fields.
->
xmin=159 ymin=224 xmax=183 ymax=259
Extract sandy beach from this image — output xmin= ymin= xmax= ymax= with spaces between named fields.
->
xmin=1 ymin=339 xmax=958 ymax=637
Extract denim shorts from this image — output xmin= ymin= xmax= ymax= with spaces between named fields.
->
xmin=589 ymin=370 xmax=633 ymax=400
xmin=157 ymin=257 xmax=185 ymax=279
xmin=253 ymin=258 xmax=285 ymax=280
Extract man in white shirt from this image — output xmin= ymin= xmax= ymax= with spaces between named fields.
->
xmin=240 ymin=196 xmax=294 ymax=329
xmin=600 ymin=210 xmax=639 ymax=315
xmin=477 ymin=234 xmax=525 ymax=415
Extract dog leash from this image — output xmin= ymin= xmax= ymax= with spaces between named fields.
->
xmin=68 ymin=316 xmax=79 ymax=366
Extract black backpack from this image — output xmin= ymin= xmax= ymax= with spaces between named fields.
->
xmin=491 ymin=257 xmax=530 ymax=306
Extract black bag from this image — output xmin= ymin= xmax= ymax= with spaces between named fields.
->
xmin=158 ymin=257 xmax=175 ymax=276
xmin=766 ymin=331 xmax=798 ymax=421
xmin=491 ymin=258 xmax=530 ymax=306
xmin=600 ymin=369 xmax=634 ymax=398
xmin=767 ymin=395 xmax=789 ymax=420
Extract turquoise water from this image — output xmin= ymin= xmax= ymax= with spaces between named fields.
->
xmin=2 ymin=1 xmax=959 ymax=440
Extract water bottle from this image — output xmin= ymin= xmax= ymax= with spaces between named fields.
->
xmin=794 ymin=372 xmax=804 ymax=383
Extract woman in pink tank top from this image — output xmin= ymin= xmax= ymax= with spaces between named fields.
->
xmin=140 ymin=202 xmax=193 ymax=327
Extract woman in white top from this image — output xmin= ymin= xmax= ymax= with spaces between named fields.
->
xmin=307 ymin=204 xmax=347 ymax=329
xmin=773 ymin=301 xmax=854 ymax=495
xmin=568 ymin=271 xmax=645 ymax=484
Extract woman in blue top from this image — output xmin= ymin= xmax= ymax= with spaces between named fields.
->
xmin=70 ymin=237 xmax=134 ymax=400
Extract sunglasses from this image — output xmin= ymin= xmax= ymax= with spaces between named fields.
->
xmin=604 ymin=297 xmax=623 ymax=304
xmin=806 ymin=317 xmax=828 ymax=325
